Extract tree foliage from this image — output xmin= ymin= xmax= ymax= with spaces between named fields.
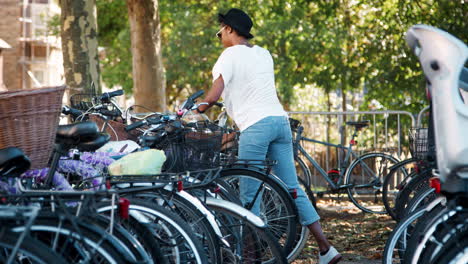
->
xmin=96 ymin=0 xmax=467 ymax=111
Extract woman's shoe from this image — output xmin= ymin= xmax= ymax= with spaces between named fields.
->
xmin=319 ymin=246 xmax=342 ymax=264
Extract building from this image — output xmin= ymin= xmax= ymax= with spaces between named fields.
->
xmin=0 ymin=0 xmax=63 ymax=90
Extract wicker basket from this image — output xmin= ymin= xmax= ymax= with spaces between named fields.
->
xmin=0 ymin=86 xmax=66 ymax=169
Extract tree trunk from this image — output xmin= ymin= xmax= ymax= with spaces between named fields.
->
xmin=60 ymin=0 xmax=101 ymax=94
xmin=126 ymin=0 xmax=166 ymax=112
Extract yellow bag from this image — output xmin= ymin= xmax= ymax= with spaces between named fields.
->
xmin=108 ymin=149 xmax=166 ymax=175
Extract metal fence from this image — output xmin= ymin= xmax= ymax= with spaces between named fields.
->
xmin=288 ymin=110 xmax=417 ymax=189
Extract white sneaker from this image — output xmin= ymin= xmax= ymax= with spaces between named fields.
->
xmin=318 ymin=246 xmax=342 ymax=264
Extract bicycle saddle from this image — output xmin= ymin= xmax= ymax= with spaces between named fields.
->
xmin=76 ymin=133 xmax=111 ymax=152
xmin=56 ymin=121 xmax=99 ymax=145
xmin=345 ymin=120 xmax=370 ymax=129
xmin=0 ymin=147 xmax=31 ymax=177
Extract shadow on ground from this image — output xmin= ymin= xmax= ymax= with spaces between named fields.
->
xmin=292 ymin=198 xmax=395 ymax=264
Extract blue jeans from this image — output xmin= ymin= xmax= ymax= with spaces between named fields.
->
xmin=238 ymin=116 xmax=320 ymax=226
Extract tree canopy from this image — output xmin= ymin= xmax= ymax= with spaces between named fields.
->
xmin=96 ymin=0 xmax=467 ymax=112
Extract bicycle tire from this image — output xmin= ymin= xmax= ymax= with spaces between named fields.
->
xmin=430 ymin=231 xmax=468 ymax=264
xmin=401 ymin=199 xmax=448 ymax=263
xmin=0 ymin=230 xmax=67 ymax=264
xmin=205 ymin=199 xmax=288 ymax=264
xmin=393 ymin=169 xmax=433 ymax=220
xmin=382 ymin=158 xmax=418 ymax=220
xmin=96 ymin=198 xmax=208 ymax=264
xmin=218 ymin=168 xmax=298 ymax=259
xmin=95 ymin=200 xmax=168 ymax=264
xmin=411 ymin=206 xmax=467 ymax=264
xmin=10 ymin=216 xmax=129 ymax=264
xmin=88 ymin=212 xmax=154 ymax=263
xmin=289 ymin=223 xmax=310 ymax=262
xmin=403 ymin=187 xmax=437 ymax=218
xmin=125 ymin=190 xmax=221 ymax=264
xmin=345 ymin=152 xmax=401 ymax=214
xmin=383 ymin=205 xmax=434 ymax=264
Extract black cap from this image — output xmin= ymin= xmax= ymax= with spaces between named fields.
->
xmin=218 ymin=8 xmax=254 ymax=39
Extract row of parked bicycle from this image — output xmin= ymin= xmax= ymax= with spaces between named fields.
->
xmin=0 ymin=24 xmax=466 ymax=264
xmin=379 ymin=26 xmax=468 ymax=264
xmin=0 ymin=84 xmax=317 ymax=263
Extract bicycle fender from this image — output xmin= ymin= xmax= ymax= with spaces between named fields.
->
xmin=176 ymin=190 xmax=230 ymax=247
xmin=204 ymin=197 xmax=267 ymax=228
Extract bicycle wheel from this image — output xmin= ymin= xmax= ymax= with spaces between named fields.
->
xmin=401 ymin=198 xmax=448 ymax=263
xmin=125 ymin=190 xmax=221 ymax=264
xmin=382 ymin=207 xmax=427 ymax=264
xmin=382 ymin=158 xmax=418 ymax=220
xmin=218 ymin=168 xmax=298 ymax=258
xmin=204 ymin=198 xmax=288 ymax=264
xmin=345 ymin=152 xmax=401 ymax=214
xmin=0 ymin=230 xmax=67 ymax=264
xmin=393 ymin=169 xmax=433 ymax=220
xmin=426 ymin=217 xmax=468 ymax=264
xmin=96 ymin=198 xmax=208 ymax=264
xmin=431 ymin=231 xmax=468 ymax=264
xmin=410 ymin=203 xmax=467 ymax=264
xmin=10 ymin=215 xmax=130 ymax=263
xmin=402 ymin=187 xmax=437 ymax=218
xmin=95 ymin=200 xmax=167 ymax=264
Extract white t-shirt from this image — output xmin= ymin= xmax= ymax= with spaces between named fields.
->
xmin=212 ymin=45 xmax=287 ymax=131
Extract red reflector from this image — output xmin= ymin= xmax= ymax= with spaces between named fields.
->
xmin=429 ymin=177 xmax=441 ymax=194
xmin=106 ymin=180 xmax=111 ymax=190
xmin=289 ymin=188 xmax=298 ymax=199
xmin=177 ymin=181 xmax=183 ymax=192
xmin=350 ymin=139 xmax=356 ymax=145
xmin=119 ymin=198 xmax=130 ymax=219
xmin=212 ymin=186 xmax=221 ymax=193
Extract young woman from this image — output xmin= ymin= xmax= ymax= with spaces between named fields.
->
xmin=196 ymin=8 xmax=342 ymax=264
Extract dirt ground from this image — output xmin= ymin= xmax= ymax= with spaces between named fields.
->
xmin=292 ymin=198 xmax=395 ymax=264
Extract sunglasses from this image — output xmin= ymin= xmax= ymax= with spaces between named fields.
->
xmin=216 ymin=26 xmax=226 ymax=39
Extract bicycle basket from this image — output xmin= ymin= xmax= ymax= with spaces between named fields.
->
xmin=161 ymin=122 xmax=224 ymax=172
xmin=70 ymin=93 xmax=96 ymax=111
xmin=0 ymin=86 xmax=66 ymax=169
xmin=409 ymin=128 xmax=428 ymax=160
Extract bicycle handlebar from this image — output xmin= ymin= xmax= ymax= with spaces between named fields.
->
xmin=125 ymin=120 xmax=146 ymax=131
xmin=62 ymin=106 xmax=84 ymax=119
xmin=100 ymin=89 xmax=124 ymax=103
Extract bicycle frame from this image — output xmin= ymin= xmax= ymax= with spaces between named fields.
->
xmin=294 ymin=126 xmax=364 ymax=190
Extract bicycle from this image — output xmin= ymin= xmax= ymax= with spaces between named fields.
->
xmin=290 ymin=118 xmax=405 ymax=214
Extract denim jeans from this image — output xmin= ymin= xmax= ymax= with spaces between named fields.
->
xmin=238 ymin=116 xmax=320 ymax=226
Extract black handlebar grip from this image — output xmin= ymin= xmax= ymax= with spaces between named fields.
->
xmin=189 ymin=90 xmax=204 ymax=100
xmin=125 ymin=120 xmax=146 ymax=131
xmin=213 ymin=102 xmax=224 ymax=108
xmin=99 ymin=109 xmax=120 ymax=117
xmin=100 ymin=89 xmax=124 ymax=101
xmin=69 ymin=108 xmax=84 ymax=118
xmin=108 ymin=89 xmax=124 ymax=97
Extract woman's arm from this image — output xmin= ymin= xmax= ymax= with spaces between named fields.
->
xmin=196 ymin=75 xmax=225 ymax=113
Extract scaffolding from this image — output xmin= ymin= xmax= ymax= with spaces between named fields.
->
xmin=18 ymin=0 xmax=61 ymax=89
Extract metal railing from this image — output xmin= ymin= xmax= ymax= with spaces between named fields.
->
xmin=288 ymin=110 xmax=416 ymax=189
